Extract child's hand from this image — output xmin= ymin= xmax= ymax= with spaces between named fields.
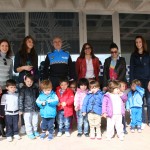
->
xmin=19 ymin=112 xmax=23 ymax=115
xmin=42 ymin=101 xmax=46 ymax=106
xmin=47 ymin=99 xmax=51 ymax=103
xmin=74 ymin=106 xmax=78 ymax=111
xmin=82 ymin=112 xmax=86 ymax=116
xmin=126 ymin=109 xmax=130 ymax=112
xmin=58 ymin=102 xmax=61 ymax=106
xmin=61 ymin=102 xmax=66 ymax=107
xmin=102 ymin=113 xmax=107 ymax=118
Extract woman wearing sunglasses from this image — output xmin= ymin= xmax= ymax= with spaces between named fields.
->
xmin=0 ymin=39 xmax=13 ymax=90
xmin=76 ymin=43 xmax=100 ymax=81
xmin=103 ymin=42 xmax=126 ymax=92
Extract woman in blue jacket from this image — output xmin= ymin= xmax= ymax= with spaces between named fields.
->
xmin=130 ymin=35 xmax=150 ymax=128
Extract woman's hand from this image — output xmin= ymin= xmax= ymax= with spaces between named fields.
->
xmin=23 ymin=65 xmax=33 ymax=71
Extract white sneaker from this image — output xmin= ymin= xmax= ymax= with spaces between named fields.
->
xmin=141 ymin=123 xmax=146 ymax=130
xmin=14 ymin=134 xmax=21 ymax=140
xmin=57 ymin=132 xmax=62 ymax=137
xmin=7 ymin=137 xmax=12 ymax=142
xmin=20 ymin=125 xmax=26 ymax=134
xmin=65 ymin=132 xmax=70 ymax=137
xmin=96 ymin=134 xmax=102 ymax=140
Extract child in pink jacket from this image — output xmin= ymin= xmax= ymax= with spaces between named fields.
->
xmin=74 ymin=78 xmax=89 ymax=137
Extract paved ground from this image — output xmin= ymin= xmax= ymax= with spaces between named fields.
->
xmin=1 ymin=118 xmax=150 ymax=150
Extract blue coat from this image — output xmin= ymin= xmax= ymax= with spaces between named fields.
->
xmin=126 ymin=86 xmax=144 ymax=110
xmin=36 ymin=91 xmax=58 ymax=118
xmin=82 ymin=90 xmax=103 ymax=115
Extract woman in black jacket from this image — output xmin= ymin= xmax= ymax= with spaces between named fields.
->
xmin=130 ymin=35 xmax=150 ymax=128
xmin=103 ymin=43 xmax=126 ymax=91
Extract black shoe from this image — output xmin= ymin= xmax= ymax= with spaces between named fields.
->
xmin=124 ymin=131 xmax=128 ymax=134
xmin=77 ymin=133 xmax=82 ymax=137
xmin=84 ymin=133 xmax=89 ymax=137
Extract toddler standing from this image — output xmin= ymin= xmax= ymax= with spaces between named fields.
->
xmin=36 ymin=80 xmax=58 ymax=140
xmin=74 ymin=78 xmax=89 ymax=137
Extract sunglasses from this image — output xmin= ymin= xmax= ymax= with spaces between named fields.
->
xmin=3 ymin=58 xmax=7 ymax=65
xmin=85 ymin=47 xmax=91 ymax=50
xmin=111 ymin=51 xmax=118 ymax=54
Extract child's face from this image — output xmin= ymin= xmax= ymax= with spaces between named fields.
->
xmin=80 ymin=85 xmax=87 ymax=91
xmin=113 ymin=88 xmax=120 ymax=94
xmin=6 ymin=86 xmax=16 ymax=93
xmin=60 ymin=82 xmax=68 ymax=91
xmin=24 ymin=77 xmax=33 ymax=87
xmin=90 ymin=87 xmax=99 ymax=94
xmin=43 ymin=89 xmax=51 ymax=95
xmin=120 ymin=83 xmax=126 ymax=92
xmin=131 ymin=83 xmax=136 ymax=91
xmin=70 ymin=84 xmax=76 ymax=92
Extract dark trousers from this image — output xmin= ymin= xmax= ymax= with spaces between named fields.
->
xmin=41 ymin=118 xmax=55 ymax=135
xmin=5 ymin=114 xmax=19 ymax=137
xmin=122 ymin=116 xmax=127 ymax=132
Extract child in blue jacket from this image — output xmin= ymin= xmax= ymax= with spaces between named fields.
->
xmin=82 ymin=81 xmax=103 ymax=140
xmin=126 ymin=79 xmax=144 ymax=133
xmin=36 ymin=80 xmax=58 ymax=141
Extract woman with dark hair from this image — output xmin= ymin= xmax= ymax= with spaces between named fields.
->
xmin=103 ymin=42 xmax=126 ymax=91
xmin=0 ymin=39 xmax=13 ymax=137
xmin=14 ymin=35 xmax=38 ymax=134
xmin=76 ymin=43 xmax=100 ymax=81
xmin=130 ymin=35 xmax=150 ymax=129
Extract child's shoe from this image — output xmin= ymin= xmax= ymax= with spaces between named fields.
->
xmin=57 ymin=132 xmax=62 ymax=137
xmin=14 ymin=134 xmax=21 ymax=140
xmin=7 ymin=136 xmax=13 ymax=142
xmin=90 ymin=134 xmax=95 ymax=140
xmin=40 ymin=132 xmax=46 ymax=139
xmin=130 ymin=129 xmax=135 ymax=133
xmin=141 ymin=123 xmax=146 ymax=130
xmin=96 ymin=134 xmax=102 ymax=140
xmin=77 ymin=133 xmax=82 ymax=137
xmin=34 ymin=131 xmax=40 ymax=137
xmin=124 ymin=130 xmax=128 ymax=134
xmin=47 ymin=134 xmax=53 ymax=141
xmin=20 ymin=125 xmax=26 ymax=134
xmin=84 ymin=133 xmax=89 ymax=137
xmin=65 ymin=132 xmax=70 ymax=137
xmin=28 ymin=134 xmax=35 ymax=139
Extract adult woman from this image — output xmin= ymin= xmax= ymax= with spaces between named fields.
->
xmin=103 ymin=42 xmax=126 ymax=91
xmin=130 ymin=35 xmax=150 ymax=129
xmin=76 ymin=43 xmax=100 ymax=81
xmin=43 ymin=36 xmax=74 ymax=91
xmin=0 ymin=39 xmax=13 ymax=137
xmin=14 ymin=35 xmax=38 ymax=134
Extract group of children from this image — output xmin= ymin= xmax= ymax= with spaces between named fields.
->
xmin=0 ymin=74 xmax=145 ymax=142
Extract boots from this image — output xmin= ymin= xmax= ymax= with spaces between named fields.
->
xmin=0 ymin=123 xmax=6 ymax=137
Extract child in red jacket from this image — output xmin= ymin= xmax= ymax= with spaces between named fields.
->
xmin=56 ymin=78 xmax=74 ymax=137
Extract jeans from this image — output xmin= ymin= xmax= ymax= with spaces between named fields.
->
xmin=76 ymin=110 xmax=89 ymax=134
xmin=41 ymin=118 xmax=55 ymax=135
xmin=57 ymin=110 xmax=71 ymax=132
xmin=130 ymin=107 xmax=142 ymax=128
xmin=140 ymin=79 xmax=150 ymax=123
xmin=5 ymin=114 xmax=19 ymax=137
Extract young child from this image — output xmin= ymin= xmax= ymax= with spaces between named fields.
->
xmin=1 ymin=79 xmax=21 ymax=142
xmin=69 ymin=80 xmax=77 ymax=94
xmin=74 ymin=78 xmax=89 ymax=137
xmin=102 ymin=80 xmax=126 ymax=141
xmin=119 ymin=81 xmax=128 ymax=134
xmin=82 ymin=81 xmax=103 ymax=140
xmin=56 ymin=77 xmax=74 ymax=137
xmin=126 ymin=79 xmax=144 ymax=133
xmin=19 ymin=74 xmax=39 ymax=139
xmin=36 ymin=80 xmax=58 ymax=140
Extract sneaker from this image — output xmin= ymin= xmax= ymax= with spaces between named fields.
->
xmin=7 ymin=137 xmax=12 ymax=142
xmin=65 ymin=132 xmax=70 ymax=137
xmin=47 ymin=134 xmax=53 ymax=141
xmin=137 ymin=129 xmax=142 ymax=133
xmin=40 ymin=132 xmax=46 ymax=139
xmin=34 ymin=131 xmax=40 ymax=137
xmin=119 ymin=136 xmax=124 ymax=141
xmin=131 ymin=129 xmax=135 ymax=133
xmin=28 ymin=134 xmax=35 ymax=140
xmin=57 ymin=132 xmax=62 ymax=137
xmin=141 ymin=123 xmax=146 ymax=130
xmin=14 ymin=134 xmax=21 ymax=140
xmin=90 ymin=134 xmax=95 ymax=139
xmin=84 ymin=133 xmax=89 ymax=137
xmin=124 ymin=130 xmax=128 ymax=134
xmin=96 ymin=135 xmax=102 ymax=140
xmin=77 ymin=133 xmax=82 ymax=137
xmin=20 ymin=125 xmax=26 ymax=134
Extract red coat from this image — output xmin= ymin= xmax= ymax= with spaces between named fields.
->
xmin=56 ymin=87 xmax=74 ymax=117
xmin=76 ymin=57 xmax=100 ymax=80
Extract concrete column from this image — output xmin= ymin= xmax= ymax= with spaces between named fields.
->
xmin=79 ymin=11 xmax=87 ymax=52
xmin=112 ymin=11 xmax=121 ymax=54
xmin=25 ymin=12 xmax=29 ymax=36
